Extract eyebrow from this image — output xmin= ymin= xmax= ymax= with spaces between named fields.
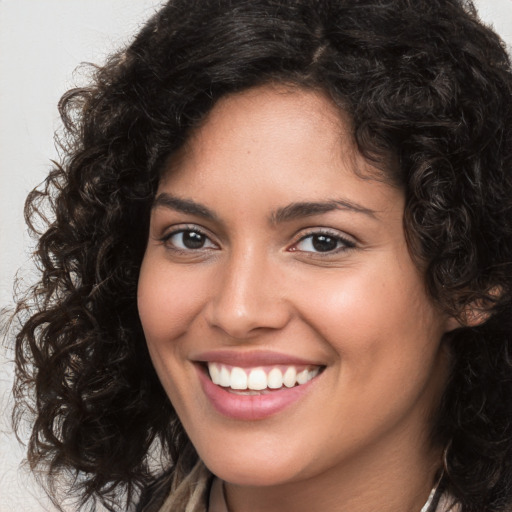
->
xmin=152 ymin=193 xmax=376 ymax=224
xmin=270 ymin=199 xmax=377 ymax=224
xmin=152 ymin=193 xmax=218 ymax=221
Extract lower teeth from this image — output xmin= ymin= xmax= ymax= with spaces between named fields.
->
xmin=228 ymin=389 xmax=270 ymax=395
xmin=224 ymin=385 xmax=296 ymax=395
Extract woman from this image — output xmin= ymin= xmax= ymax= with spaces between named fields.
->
xmin=12 ymin=0 xmax=512 ymax=511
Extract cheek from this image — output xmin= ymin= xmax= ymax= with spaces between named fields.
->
xmin=292 ymin=263 xmax=445 ymax=371
xmin=298 ymin=272 xmax=448 ymax=438
xmin=137 ymin=254 xmax=209 ymax=411
xmin=137 ymin=254 xmax=207 ymax=344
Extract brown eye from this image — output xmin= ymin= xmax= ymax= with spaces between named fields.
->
xmin=165 ymin=229 xmax=216 ymax=250
xmin=311 ymin=234 xmax=338 ymax=252
xmin=293 ymin=231 xmax=355 ymax=254
xmin=182 ymin=231 xmax=207 ymax=249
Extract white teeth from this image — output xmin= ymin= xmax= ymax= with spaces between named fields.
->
xmin=230 ymin=367 xmax=248 ymax=390
xmin=267 ymin=368 xmax=284 ymax=389
xmin=248 ymin=368 xmax=267 ymax=390
xmin=207 ymin=363 xmax=321 ymax=391
xmin=209 ymin=363 xmax=220 ymax=385
xmin=219 ymin=366 xmax=231 ymax=387
xmin=296 ymin=369 xmax=309 ymax=385
xmin=308 ymin=368 xmax=319 ymax=380
xmin=283 ymin=367 xmax=297 ymax=388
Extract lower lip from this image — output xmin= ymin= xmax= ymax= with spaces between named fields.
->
xmin=197 ymin=366 xmax=318 ymax=421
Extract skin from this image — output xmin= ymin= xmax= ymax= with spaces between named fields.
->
xmin=137 ymin=85 xmax=458 ymax=512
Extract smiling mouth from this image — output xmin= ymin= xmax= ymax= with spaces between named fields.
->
xmin=206 ymin=362 xmax=323 ymax=395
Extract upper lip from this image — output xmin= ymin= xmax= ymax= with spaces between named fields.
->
xmin=192 ymin=350 xmax=324 ymax=368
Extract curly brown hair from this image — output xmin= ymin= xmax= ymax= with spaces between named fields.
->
xmin=12 ymin=0 xmax=512 ymax=510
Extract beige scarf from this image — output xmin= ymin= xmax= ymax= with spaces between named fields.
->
xmin=157 ymin=461 xmax=458 ymax=512
xmin=158 ymin=461 xmax=211 ymax=512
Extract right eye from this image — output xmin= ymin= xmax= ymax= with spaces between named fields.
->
xmin=162 ymin=228 xmax=217 ymax=251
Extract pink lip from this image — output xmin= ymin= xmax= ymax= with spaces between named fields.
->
xmin=196 ymin=363 xmax=320 ymax=421
xmin=193 ymin=349 xmax=322 ymax=367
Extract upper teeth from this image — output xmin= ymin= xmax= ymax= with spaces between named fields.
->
xmin=207 ymin=363 xmax=320 ymax=391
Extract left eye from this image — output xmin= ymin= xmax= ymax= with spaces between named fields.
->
xmin=294 ymin=233 xmax=354 ymax=253
xmin=165 ymin=229 xmax=216 ymax=250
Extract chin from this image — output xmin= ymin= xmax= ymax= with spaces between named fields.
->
xmin=207 ymin=461 xmax=297 ymax=487
xmin=196 ymin=441 xmax=304 ymax=487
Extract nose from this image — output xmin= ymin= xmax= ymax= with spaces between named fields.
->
xmin=205 ymin=247 xmax=292 ymax=340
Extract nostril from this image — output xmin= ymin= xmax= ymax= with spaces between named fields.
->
xmin=206 ymin=296 xmax=292 ymax=339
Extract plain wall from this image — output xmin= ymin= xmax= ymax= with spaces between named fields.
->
xmin=1 ymin=1 xmax=511 ymax=510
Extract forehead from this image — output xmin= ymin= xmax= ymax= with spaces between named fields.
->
xmin=162 ymin=84 xmax=392 ymax=183
xmin=157 ymin=84 xmax=403 ymax=222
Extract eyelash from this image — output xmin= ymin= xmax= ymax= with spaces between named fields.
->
xmin=160 ymin=225 xmax=218 ymax=253
xmin=160 ymin=226 xmax=356 ymax=256
xmin=290 ymin=229 xmax=356 ymax=255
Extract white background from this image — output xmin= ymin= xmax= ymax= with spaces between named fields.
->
xmin=0 ymin=1 xmax=511 ymax=510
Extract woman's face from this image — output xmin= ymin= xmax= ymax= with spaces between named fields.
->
xmin=138 ymin=85 xmax=455 ymax=490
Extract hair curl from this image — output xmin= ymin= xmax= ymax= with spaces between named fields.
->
xmin=12 ymin=0 xmax=512 ymax=510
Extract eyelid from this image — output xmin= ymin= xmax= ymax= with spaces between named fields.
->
xmin=157 ymin=223 xmax=356 ymax=256
xmin=288 ymin=227 xmax=356 ymax=254
xmin=159 ymin=224 xmax=219 ymax=250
